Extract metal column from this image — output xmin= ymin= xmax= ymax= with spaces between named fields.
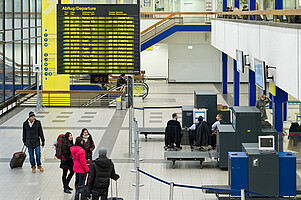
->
xmin=234 ymin=59 xmax=240 ymax=106
xmin=272 ymin=86 xmax=288 ymax=152
xmin=128 ymin=76 xmax=134 ymax=157
xmin=249 ymin=0 xmax=256 ymax=10
xmin=222 ymin=52 xmax=228 ymax=94
xmin=234 ymin=0 xmax=239 ymax=8
xmin=223 ymin=0 xmax=227 ymax=11
xmin=249 ymin=69 xmax=256 ymax=106
xmin=274 ymin=0 xmax=283 ymax=9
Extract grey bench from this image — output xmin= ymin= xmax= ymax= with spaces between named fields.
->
xmin=164 ymin=151 xmax=210 ymax=169
xmin=139 ymin=127 xmax=165 ymax=141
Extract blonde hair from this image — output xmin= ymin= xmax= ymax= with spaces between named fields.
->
xmin=261 ymin=94 xmax=266 ymax=99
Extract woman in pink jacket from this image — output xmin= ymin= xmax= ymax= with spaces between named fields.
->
xmin=70 ymin=137 xmax=90 ymax=190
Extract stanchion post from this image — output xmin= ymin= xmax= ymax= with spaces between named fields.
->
xmin=134 ymin=119 xmax=140 ymax=200
xmin=169 ymin=182 xmax=174 ymax=200
xmin=142 ymin=107 xmax=145 ymax=128
xmin=241 ymin=189 xmax=245 ymax=200
xmin=129 ymin=105 xmax=132 ymax=157
xmin=34 ymin=64 xmax=43 ymax=112
xmin=128 ymin=75 xmax=134 ymax=157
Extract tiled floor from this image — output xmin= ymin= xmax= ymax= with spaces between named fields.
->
xmin=0 ymin=81 xmax=299 ymax=200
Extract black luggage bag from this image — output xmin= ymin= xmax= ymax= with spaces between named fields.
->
xmin=74 ymin=172 xmax=91 ymax=200
xmin=108 ymin=180 xmax=123 ymax=200
xmin=10 ymin=145 xmax=27 ymax=169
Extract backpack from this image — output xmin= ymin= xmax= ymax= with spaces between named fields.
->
xmin=54 ymin=134 xmax=65 ymax=159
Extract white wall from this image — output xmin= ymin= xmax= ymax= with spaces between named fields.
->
xmin=141 ymin=19 xmax=161 ymax=32
xmin=141 ymin=44 xmax=168 ymax=78
xmin=181 ymin=0 xmax=205 ymax=12
xmin=163 ymin=32 xmax=222 ymax=82
xmin=211 ymin=19 xmax=301 ymax=100
xmin=141 ymin=32 xmax=222 ymax=82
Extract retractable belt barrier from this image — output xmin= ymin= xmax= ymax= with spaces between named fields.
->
xmin=134 ymin=106 xmax=183 ymax=110
xmin=138 ymin=168 xmax=284 ymax=199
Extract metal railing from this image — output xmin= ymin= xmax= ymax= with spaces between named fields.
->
xmin=141 ymin=17 xmax=183 ymax=44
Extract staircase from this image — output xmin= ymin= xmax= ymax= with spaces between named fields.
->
xmin=141 ymin=15 xmax=211 ymax=51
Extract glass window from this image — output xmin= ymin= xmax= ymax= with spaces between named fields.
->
xmin=30 ymin=42 xmax=35 ymax=86
xmin=4 ymin=43 xmax=13 ymax=99
xmin=5 ymin=31 xmax=12 ymax=42
xmin=5 ymin=0 xmax=13 ymax=30
xmin=23 ymin=41 xmax=29 ymax=89
xmin=0 ymin=44 xmax=3 ymax=102
xmin=15 ymin=42 xmax=22 ymax=92
xmin=23 ymin=0 xmax=29 ymax=28
xmin=0 ymin=1 xmax=3 ymax=31
xmin=15 ymin=0 xmax=22 ymax=29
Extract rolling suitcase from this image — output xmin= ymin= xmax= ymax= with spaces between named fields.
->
xmin=10 ymin=145 xmax=27 ymax=169
xmin=74 ymin=172 xmax=91 ymax=200
xmin=108 ymin=180 xmax=123 ymax=200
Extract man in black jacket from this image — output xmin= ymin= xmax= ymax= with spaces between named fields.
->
xmin=89 ymin=147 xmax=120 ymax=200
xmin=165 ymin=113 xmax=182 ymax=148
xmin=23 ymin=111 xmax=45 ymax=173
xmin=116 ymin=74 xmax=127 ymax=88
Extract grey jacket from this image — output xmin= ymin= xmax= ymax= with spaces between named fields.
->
xmin=255 ymin=98 xmax=271 ymax=121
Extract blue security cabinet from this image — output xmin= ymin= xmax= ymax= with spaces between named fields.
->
xmin=229 ymin=152 xmax=249 ymax=196
xmin=279 ymin=152 xmax=296 ymax=196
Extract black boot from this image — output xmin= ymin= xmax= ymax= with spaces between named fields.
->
xmin=64 ymin=188 xmax=72 ymax=194
xmin=66 ymin=172 xmax=74 ymax=191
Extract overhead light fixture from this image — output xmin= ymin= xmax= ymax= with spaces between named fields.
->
xmin=154 ymin=45 xmax=160 ymax=49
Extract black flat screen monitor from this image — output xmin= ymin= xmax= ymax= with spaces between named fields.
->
xmin=236 ymin=50 xmax=244 ymax=73
xmin=254 ymin=58 xmax=266 ymax=90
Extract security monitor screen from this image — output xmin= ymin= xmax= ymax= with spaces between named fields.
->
xmin=195 ymin=111 xmax=205 ymax=123
xmin=260 ymin=138 xmax=273 ymax=148
xmin=236 ymin=50 xmax=244 ymax=73
xmin=254 ymin=58 xmax=265 ymax=90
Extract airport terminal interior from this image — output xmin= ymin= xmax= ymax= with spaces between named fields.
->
xmin=1 ymin=0 xmax=301 ymax=200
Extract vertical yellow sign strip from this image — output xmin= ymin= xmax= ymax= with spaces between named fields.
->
xmin=42 ymin=0 xmax=70 ymax=106
xmin=269 ymin=82 xmax=276 ymax=96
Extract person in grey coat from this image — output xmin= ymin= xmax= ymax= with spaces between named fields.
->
xmin=256 ymin=94 xmax=272 ymax=121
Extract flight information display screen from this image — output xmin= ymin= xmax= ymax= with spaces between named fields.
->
xmin=57 ymin=4 xmax=140 ymax=74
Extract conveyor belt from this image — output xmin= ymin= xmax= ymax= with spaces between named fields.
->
xmin=201 ymin=185 xmax=231 ymax=194
xmin=165 ymin=151 xmax=213 ymax=169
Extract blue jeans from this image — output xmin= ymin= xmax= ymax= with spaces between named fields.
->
xmin=28 ymin=146 xmax=41 ymax=168
xmin=75 ymin=173 xmax=85 ymax=186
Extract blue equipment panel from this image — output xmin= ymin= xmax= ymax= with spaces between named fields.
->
xmin=279 ymin=152 xmax=296 ymax=196
xmin=229 ymin=152 xmax=249 ymax=196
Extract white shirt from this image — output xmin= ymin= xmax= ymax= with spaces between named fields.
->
xmin=211 ymin=120 xmax=221 ymax=131
xmin=28 ymin=119 xmax=35 ymax=127
xmin=189 ymin=124 xmax=196 ymax=131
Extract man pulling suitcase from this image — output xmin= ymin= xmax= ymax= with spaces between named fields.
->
xmin=23 ymin=111 xmax=45 ymax=173
xmin=88 ymin=147 xmax=120 ymax=200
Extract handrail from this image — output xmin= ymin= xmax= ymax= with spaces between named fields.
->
xmin=16 ymin=89 xmax=124 ymax=95
xmin=218 ymin=9 xmax=301 ymax=16
xmin=141 ymin=13 xmax=176 ymax=35
xmin=141 ymin=9 xmax=301 ymax=15
xmin=141 ymin=12 xmax=218 ymax=15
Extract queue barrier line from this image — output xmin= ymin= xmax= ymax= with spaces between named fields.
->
xmin=138 ymin=169 xmax=235 ymax=193
xmin=134 ymin=106 xmax=183 ymax=110
xmin=138 ymin=169 xmax=283 ymax=199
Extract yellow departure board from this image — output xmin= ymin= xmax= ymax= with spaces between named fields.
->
xmin=57 ymin=4 xmax=140 ymax=74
